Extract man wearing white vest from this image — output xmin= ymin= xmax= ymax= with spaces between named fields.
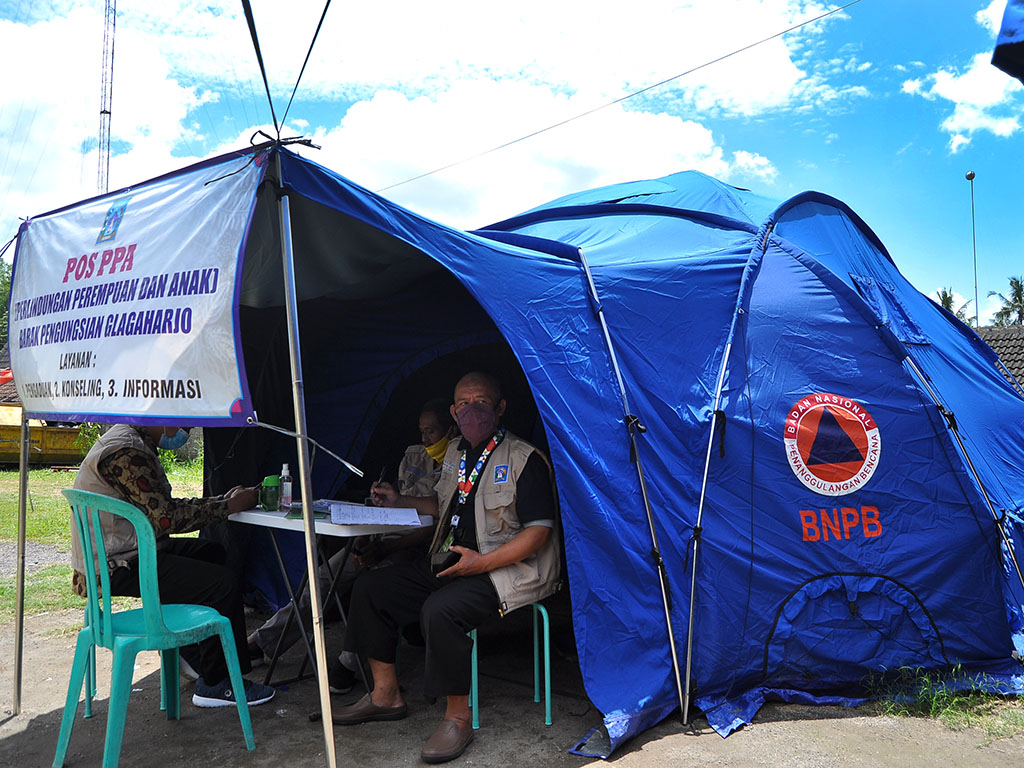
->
xmin=333 ymin=372 xmax=560 ymax=764
xmin=71 ymin=423 xmax=275 ymax=708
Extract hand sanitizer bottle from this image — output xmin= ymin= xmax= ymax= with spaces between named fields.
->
xmin=280 ymin=463 xmax=293 ymax=508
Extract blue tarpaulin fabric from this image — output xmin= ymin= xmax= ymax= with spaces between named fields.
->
xmin=266 ymin=151 xmax=1024 ymax=750
xmin=33 ymin=146 xmax=1022 ymax=756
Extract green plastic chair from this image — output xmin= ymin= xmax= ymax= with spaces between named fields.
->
xmin=468 ymin=601 xmax=551 ymax=730
xmin=54 ymin=489 xmax=256 ymax=768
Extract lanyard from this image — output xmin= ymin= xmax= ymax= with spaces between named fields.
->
xmin=456 ymin=427 xmax=505 ymax=509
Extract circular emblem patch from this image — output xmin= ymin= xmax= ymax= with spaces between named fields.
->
xmin=784 ymin=393 xmax=881 ymax=496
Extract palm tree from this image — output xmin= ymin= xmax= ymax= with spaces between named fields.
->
xmin=988 ymin=276 xmax=1024 ymax=326
xmin=932 ymin=287 xmax=974 ymax=326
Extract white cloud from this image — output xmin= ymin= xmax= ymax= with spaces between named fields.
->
xmin=981 ymin=292 xmax=1005 ymax=326
xmin=0 ymin=4 xmax=215 ymax=237
xmin=296 ymin=80 xmax=774 ymax=228
xmin=902 ymin=52 xmax=1023 ymax=152
xmin=106 ymin=0 xmax=851 ymax=120
xmin=731 ymin=150 xmax=779 ymax=183
xmin=977 ymin=0 xmax=1006 ymax=35
xmin=0 ymin=0 xmax=867 ymax=237
xmin=929 ymin=53 xmax=1020 ymax=108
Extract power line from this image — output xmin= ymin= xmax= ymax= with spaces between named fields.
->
xmin=377 ymin=0 xmax=863 ymax=193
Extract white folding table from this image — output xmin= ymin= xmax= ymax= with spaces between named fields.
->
xmin=228 ymin=507 xmax=428 ymax=687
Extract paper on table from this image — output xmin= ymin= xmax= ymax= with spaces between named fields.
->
xmin=329 ymin=501 xmax=421 ymax=526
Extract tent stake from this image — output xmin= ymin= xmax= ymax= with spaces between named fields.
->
xmin=275 ymin=150 xmax=337 ymax=768
xmin=575 ymin=247 xmax=687 ymax=722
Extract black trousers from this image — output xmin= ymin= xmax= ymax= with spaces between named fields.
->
xmin=343 ymin=558 xmax=499 ymax=697
xmin=108 ymin=537 xmax=250 ymax=685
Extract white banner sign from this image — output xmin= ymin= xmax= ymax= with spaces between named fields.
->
xmin=9 ymin=153 xmax=264 ymax=425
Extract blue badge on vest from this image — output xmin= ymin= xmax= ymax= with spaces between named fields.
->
xmin=493 ymin=464 xmax=509 ymax=483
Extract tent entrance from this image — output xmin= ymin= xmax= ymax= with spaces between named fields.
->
xmin=205 ymin=234 xmax=546 ymax=610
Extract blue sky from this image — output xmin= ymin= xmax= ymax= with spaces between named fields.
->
xmin=1 ymin=1 xmax=1021 ymax=323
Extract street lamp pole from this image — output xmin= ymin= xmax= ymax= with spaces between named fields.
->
xmin=966 ymin=170 xmax=979 ymax=328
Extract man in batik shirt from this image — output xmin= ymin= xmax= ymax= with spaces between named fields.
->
xmin=71 ymin=423 xmax=275 ymax=708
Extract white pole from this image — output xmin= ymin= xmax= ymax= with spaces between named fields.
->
xmin=275 ymin=150 xmax=336 ymax=767
xmin=966 ymin=171 xmax=979 ymax=328
xmin=12 ymin=414 xmax=29 ymax=713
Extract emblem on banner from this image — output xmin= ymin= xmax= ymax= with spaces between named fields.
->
xmin=97 ymin=197 xmax=132 ymax=244
xmin=783 ymin=393 xmax=881 ymax=496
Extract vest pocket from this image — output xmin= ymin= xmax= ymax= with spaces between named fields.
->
xmin=481 ymin=486 xmax=517 ymax=535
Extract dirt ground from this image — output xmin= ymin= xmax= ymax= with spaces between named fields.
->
xmin=3 ymin=598 xmax=1024 ymax=768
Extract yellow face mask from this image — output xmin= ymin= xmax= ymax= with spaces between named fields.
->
xmin=425 ymin=435 xmax=450 ymax=463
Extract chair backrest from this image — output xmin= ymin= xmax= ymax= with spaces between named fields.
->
xmin=63 ymin=488 xmax=169 ymax=649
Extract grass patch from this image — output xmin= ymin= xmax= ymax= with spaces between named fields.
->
xmin=869 ymin=666 xmax=1024 ymax=740
xmin=0 ymin=461 xmax=205 ymax=551
xmin=0 ymin=460 xmax=203 ymax=621
xmin=0 ymin=563 xmax=142 ymax=623
xmin=0 ymin=468 xmax=82 ymax=547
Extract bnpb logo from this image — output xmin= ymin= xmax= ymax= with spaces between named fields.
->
xmin=784 ymin=393 xmax=881 ymax=496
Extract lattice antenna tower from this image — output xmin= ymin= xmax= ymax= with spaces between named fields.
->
xmin=98 ymin=0 xmax=116 ymax=193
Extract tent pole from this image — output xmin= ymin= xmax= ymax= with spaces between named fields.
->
xmin=904 ymin=355 xmax=1024 ymax=590
xmin=275 ymin=151 xmax=337 ymax=768
xmin=12 ymin=414 xmax=29 ymax=714
xmin=575 ymin=247 xmax=687 ymax=720
xmin=681 ymin=341 xmax=731 ymax=724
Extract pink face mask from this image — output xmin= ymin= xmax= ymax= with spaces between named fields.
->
xmin=456 ymin=402 xmax=499 ymax=446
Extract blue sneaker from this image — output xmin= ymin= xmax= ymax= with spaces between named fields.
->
xmin=192 ymin=676 xmax=275 ymax=708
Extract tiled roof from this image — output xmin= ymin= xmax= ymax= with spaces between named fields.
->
xmin=977 ymin=325 xmax=1024 ymax=387
xmin=0 ymin=379 xmax=19 ymax=405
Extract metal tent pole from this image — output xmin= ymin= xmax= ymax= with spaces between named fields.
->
xmin=681 ymin=342 xmax=731 ymax=723
xmin=575 ymin=247 xmax=687 ymax=720
xmin=275 ymin=151 xmax=336 ymax=768
xmin=13 ymin=414 xmax=29 ymax=714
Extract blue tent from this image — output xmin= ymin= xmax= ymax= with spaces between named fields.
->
xmin=210 ymin=147 xmax=1024 ymax=752
xmin=18 ymin=145 xmax=1024 ymax=755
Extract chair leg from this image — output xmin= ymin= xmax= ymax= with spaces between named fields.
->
xmin=84 ymin=643 xmax=96 ymax=719
xmin=83 ymin=608 xmax=95 ymax=719
xmin=160 ymin=648 xmax=181 ymax=720
xmin=102 ymin=641 xmax=140 ymax=768
xmin=469 ymin=628 xmax=479 ymax=730
xmin=53 ymin=632 xmax=92 ymax=768
xmin=532 ymin=603 xmax=552 ymax=726
xmin=218 ymin=622 xmax=256 ymax=751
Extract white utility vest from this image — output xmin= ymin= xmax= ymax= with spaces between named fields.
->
xmin=432 ymin=431 xmax=560 ymax=615
xmin=70 ymin=424 xmax=156 ymax=574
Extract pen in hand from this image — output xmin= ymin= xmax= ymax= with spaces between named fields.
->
xmin=372 ymin=467 xmax=386 ymax=505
